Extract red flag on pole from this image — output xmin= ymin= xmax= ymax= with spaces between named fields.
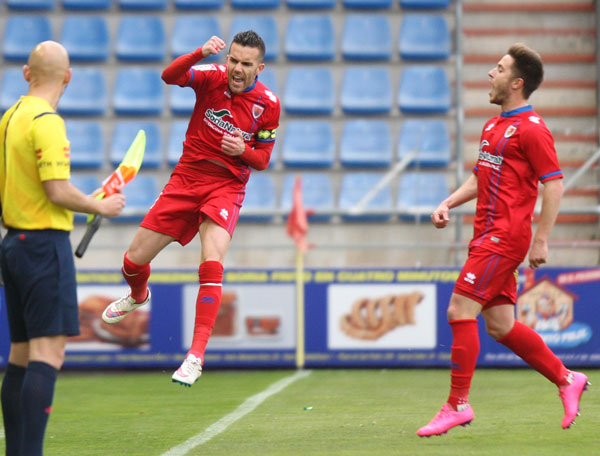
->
xmin=286 ymin=175 xmax=309 ymax=254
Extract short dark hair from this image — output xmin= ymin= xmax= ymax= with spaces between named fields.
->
xmin=507 ymin=43 xmax=544 ymax=99
xmin=231 ymin=30 xmax=265 ymax=62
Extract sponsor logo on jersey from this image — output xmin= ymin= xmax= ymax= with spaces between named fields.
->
xmin=477 ymin=140 xmax=504 ymax=170
xmin=204 ymin=108 xmax=252 ymax=141
xmin=528 ymin=116 xmax=540 ymax=124
xmin=504 ymin=125 xmax=517 ymax=138
xmin=252 ymin=103 xmax=265 ymax=119
xmin=192 ymin=64 xmax=217 ymax=72
xmin=464 ymin=272 xmax=476 ymax=285
xmin=485 ymin=122 xmax=495 ymax=131
xmin=220 ymin=208 xmax=229 ymax=220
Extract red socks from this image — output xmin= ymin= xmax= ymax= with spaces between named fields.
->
xmin=447 ymin=319 xmax=479 ymax=410
xmin=122 ymin=252 xmax=150 ymax=303
xmin=189 ymin=261 xmax=223 ymax=359
xmin=498 ymin=320 xmax=569 ymax=387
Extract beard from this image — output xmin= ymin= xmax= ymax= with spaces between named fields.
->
xmin=489 ymin=84 xmax=509 ymax=106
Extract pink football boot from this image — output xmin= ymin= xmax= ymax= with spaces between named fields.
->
xmin=559 ymin=371 xmax=590 ymax=429
xmin=417 ymin=403 xmax=474 ymax=437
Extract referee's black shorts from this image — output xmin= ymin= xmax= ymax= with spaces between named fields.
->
xmin=1 ymin=229 xmax=80 ymax=342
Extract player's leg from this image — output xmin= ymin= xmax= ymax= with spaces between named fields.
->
xmin=1 ymin=343 xmax=28 ymax=456
xmin=486 ymin=303 xmax=590 ymax=428
xmin=417 ymin=293 xmax=479 ymax=437
xmin=102 ymin=228 xmax=175 ymax=324
xmin=172 ymin=219 xmax=230 ymax=387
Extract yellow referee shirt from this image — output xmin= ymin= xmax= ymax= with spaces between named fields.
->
xmin=0 ymin=96 xmax=73 ymax=231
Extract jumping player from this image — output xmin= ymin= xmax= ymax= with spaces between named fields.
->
xmin=100 ymin=31 xmax=280 ymax=387
xmin=417 ymin=43 xmax=589 ymax=437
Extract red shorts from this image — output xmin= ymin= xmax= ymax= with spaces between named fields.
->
xmin=141 ymin=161 xmax=245 ymax=245
xmin=453 ymin=247 xmax=520 ymax=308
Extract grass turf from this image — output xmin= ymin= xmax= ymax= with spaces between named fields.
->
xmin=2 ymin=368 xmax=598 ymax=455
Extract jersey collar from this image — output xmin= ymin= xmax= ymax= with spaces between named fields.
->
xmin=243 ymin=77 xmax=258 ymax=93
xmin=501 ymin=105 xmax=533 ymax=117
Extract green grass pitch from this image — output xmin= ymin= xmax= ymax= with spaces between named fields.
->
xmin=2 ymin=368 xmax=598 ymax=455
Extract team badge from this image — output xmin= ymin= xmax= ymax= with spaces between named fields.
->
xmin=252 ymin=103 xmax=265 ymax=119
xmin=504 ymin=125 xmax=517 ymax=138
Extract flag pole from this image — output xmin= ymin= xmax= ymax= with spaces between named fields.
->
xmin=295 ymin=246 xmax=305 ymax=369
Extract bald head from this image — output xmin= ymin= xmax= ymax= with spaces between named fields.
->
xmin=26 ymin=41 xmax=70 ymax=85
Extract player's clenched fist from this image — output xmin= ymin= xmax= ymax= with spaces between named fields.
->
xmin=431 ymin=203 xmax=450 ymax=229
xmin=201 ymin=36 xmax=226 ymax=58
xmin=221 ymin=129 xmax=245 ymax=156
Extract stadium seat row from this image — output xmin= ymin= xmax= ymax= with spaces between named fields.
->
xmin=70 ymin=171 xmax=450 ymax=223
xmin=0 ymin=66 xmax=451 ymax=116
xmin=66 ymin=119 xmax=451 ymax=170
xmin=4 ymin=0 xmax=451 ymax=11
xmin=2 ymin=14 xmax=451 ymax=63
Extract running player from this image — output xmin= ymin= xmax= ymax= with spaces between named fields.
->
xmin=417 ymin=43 xmax=589 ymax=437
xmin=100 ymin=31 xmax=280 ymax=387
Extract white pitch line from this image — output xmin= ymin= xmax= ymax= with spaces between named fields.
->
xmin=161 ymin=369 xmax=312 ymax=456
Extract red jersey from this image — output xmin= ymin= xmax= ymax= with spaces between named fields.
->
xmin=166 ymin=56 xmax=280 ymax=184
xmin=470 ymin=105 xmax=563 ymax=262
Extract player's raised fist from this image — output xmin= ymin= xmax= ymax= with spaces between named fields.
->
xmin=202 ymin=36 xmax=226 ymax=58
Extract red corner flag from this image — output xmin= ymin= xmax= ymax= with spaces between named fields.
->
xmin=286 ymin=175 xmax=309 ymax=253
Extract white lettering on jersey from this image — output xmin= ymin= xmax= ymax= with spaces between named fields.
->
xmin=192 ymin=64 xmax=216 ymax=71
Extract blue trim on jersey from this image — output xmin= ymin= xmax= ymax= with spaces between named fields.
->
xmin=188 ymin=69 xmax=195 ymax=86
xmin=33 ymin=111 xmax=58 ymax=120
xmin=244 ymin=77 xmax=257 ymax=93
xmin=500 ymin=105 xmax=532 ymax=117
xmin=539 ymin=170 xmax=563 ymax=181
xmin=256 ymin=138 xmax=275 ymax=143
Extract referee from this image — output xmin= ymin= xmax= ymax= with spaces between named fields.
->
xmin=0 ymin=41 xmax=125 ymax=456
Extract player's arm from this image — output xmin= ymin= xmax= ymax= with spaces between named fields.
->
xmin=161 ymin=36 xmax=226 ymax=86
xmin=221 ymin=130 xmax=273 ymax=170
xmin=528 ymin=178 xmax=563 ymax=268
xmin=43 ymin=179 xmax=125 ymax=218
xmin=431 ymin=174 xmax=478 ymax=228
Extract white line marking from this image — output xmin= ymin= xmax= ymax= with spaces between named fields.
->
xmin=161 ymin=369 xmax=311 ymax=456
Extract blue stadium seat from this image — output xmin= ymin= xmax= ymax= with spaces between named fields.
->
xmin=341 ymin=15 xmax=392 ymax=61
xmin=398 ymin=66 xmax=450 ymax=114
xmin=286 ymin=0 xmax=335 ymax=8
xmin=6 ymin=0 xmax=56 ymax=9
xmin=341 ymin=67 xmax=392 ymax=115
xmin=232 ymin=0 xmax=280 ymax=8
xmin=285 ymin=15 xmax=335 ymax=61
xmin=283 ymin=67 xmax=334 ymax=115
xmin=239 ymin=174 xmax=276 ymax=222
xmin=167 ymin=121 xmax=188 ymax=166
xmin=1 ymin=70 xmax=28 ymax=112
xmin=397 ymin=171 xmax=449 ymax=221
xmin=62 ymin=0 xmax=111 ymax=9
xmin=340 ymin=120 xmax=392 ymax=168
xmin=169 ymin=86 xmax=195 ymax=116
xmin=110 ymin=121 xmax=162 ymax=169
xmin=400 ymin=0 xmax=451 ymax=9
xmin=343 ymin=0 xmax=392 ymax=8
xmin=229 ymin=16 xmax=279 ymax=61
xmin=258 ymin=68 xmax=278 ymax=95
xmin=116 ymin=16 xmax=166 ymax=61
xmin=282 ymin=121 xmax=334 ymax=168
xmin=398 ymin=120 xmax=450 ymax=167
xmin=174 ymin=0 xmax=224 ymax=8
xmin=61 ymin=16 xmax=109 ymax=62
xmin=171 ymin=16 xmax=222 ymax=61
xmin=118 ymin=0 xmax=168 ymax=9
xmin=70 ymin=174 xmax=101 ymax=223
xmin=399 ymin=14 xmax=450 ymax=60
xmin=65 ymin=120 xmax=104 ymax=169
xmin=113 ymin=68 xmax=164 ymax=115
xmin=339 ymin=172 xmax=393 ymax=221
xmin=281 ymin=173 xmax=334 ymax=222
xmin=3 ymin=16 xmax=52 ymax=61
xmin=268 ymin=140 xmax=279 ymax=168
xmin=112 ymin=176 xmax=160 ymax=223
xmin=59 ymin=68 xmax=107 ymax=115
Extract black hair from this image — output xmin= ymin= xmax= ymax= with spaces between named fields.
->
xmin=230 ymin=30 xmax=265 ymax=61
